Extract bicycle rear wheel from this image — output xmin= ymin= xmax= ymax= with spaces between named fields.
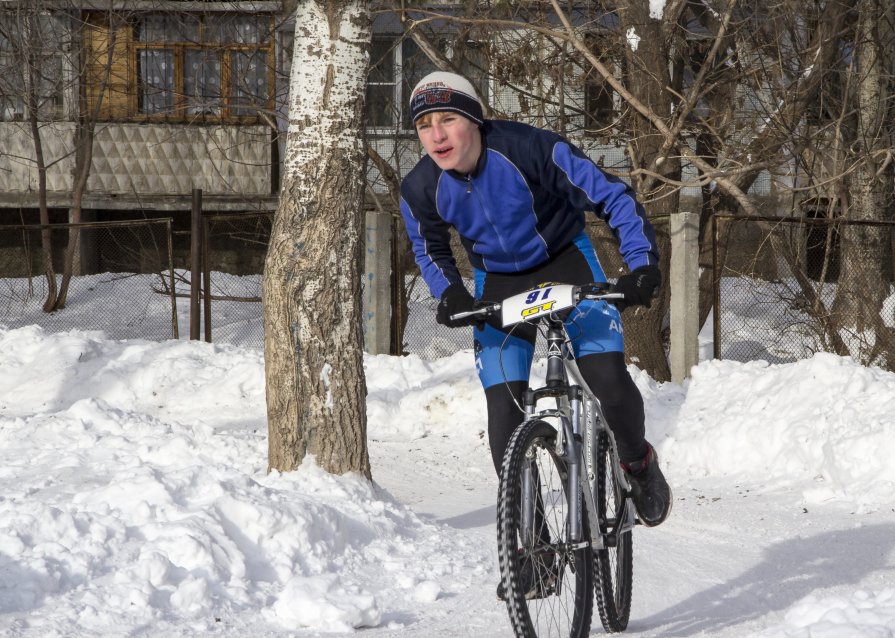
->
xmin=497 ymin=419 xmax=593 ymax=638
xmin=593 ymin=430 xmax=633 ymax=632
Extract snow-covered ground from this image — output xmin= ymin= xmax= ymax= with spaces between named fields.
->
xmin=1 ymin=276 xmax=894 ymax=637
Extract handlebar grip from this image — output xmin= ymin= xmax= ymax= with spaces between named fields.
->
xmin=578 ymin=283 xmax=625 ymax=303
xmin=448 ymin=309 xmax=478 ymax=322
xmin=449 ymin=303 xmax=501 ymax=323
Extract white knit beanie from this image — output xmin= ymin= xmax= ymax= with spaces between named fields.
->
xmin=408 ymin=71 xmax=484 ymax=125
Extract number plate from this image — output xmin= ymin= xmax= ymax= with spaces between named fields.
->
xmin=501 ymin=284 xmax=576 ymax=327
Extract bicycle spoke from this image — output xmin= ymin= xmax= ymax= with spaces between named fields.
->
xmin=498 ymin=420 xmax=593 ymax=638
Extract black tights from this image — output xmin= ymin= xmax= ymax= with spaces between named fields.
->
xmin=485 ymin=351 xmax=648 ymax=474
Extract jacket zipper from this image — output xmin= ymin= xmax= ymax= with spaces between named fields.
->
xmin=466 ymin=172 xmax=521 ymax=270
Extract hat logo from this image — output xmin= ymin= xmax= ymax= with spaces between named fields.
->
xmin=412 ymin=88 xmax=453 ymax=109
xmin=424 ymin=89 xmax=453 ymax=105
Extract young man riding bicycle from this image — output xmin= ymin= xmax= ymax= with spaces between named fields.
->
xmin=398 ymin=72 xmax=672 ymax=544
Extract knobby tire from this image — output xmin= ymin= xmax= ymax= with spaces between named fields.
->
xmin=497 ymin=419 xmax=594 ymax=638
xmin=593 ymin=429 xmax=633 ymax=632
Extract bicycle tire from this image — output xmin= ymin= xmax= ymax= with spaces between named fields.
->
xmin=497 ymin=419 xmax=594 ymax=638
xmin=593 ymin=429 xmax=633 ymax=632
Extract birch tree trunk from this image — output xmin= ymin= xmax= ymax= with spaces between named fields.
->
xmin=262 ymin=1 xmax=372 ymax=478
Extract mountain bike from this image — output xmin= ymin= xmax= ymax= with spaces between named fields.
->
xmin=453 ymin=282 xmax=636 ymax=637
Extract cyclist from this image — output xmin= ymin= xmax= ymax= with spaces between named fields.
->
xmin=398 ymin=71 xmax=672 ymax=536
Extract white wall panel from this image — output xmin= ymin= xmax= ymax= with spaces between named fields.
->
xmin=88 ymin=124 xmax=271 ymax=195
xmin=0 ymin=122 xmax=75 ymax=193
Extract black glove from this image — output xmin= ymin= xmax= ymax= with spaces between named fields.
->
xmin=614 ymin=265 xmax=661 ymax=311
xmin=436 ymin=283 xmax=477 ymax=328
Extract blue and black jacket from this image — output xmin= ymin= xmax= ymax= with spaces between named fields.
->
xmin=399 ymin=119 xmax=659 ymax=300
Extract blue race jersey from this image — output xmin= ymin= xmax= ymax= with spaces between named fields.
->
xmin=400 ymin=119 xmax=659 ymax=300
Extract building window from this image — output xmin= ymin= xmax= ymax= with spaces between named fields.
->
xmin=86 ymin=12 xmax=274 ymax=123
xmin=0 ymin=30 xmax=25 ymax=121
xmin=579 ymin=30 xmax=619 ymax=136
xmin=805 ymin=73 xmax=844 ymax=125
xmin=0 ymin=13 xmax=66 ymax=121
xmin=584 ymin=75 xmax=615 ymax=134
xmin=398 ymin=38 xmax=439 ymax=130
xmin=366 ymin=37 xmax=399 ymax=128
xmin=134 ymin=14 xmax=271 ymax=121
xmin=366 ymin=34 xmax=489 ymax=133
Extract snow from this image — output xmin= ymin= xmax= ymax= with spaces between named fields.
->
xmin=882 ymin=290 xmax=895 ymax=328
xmin=1 ymin=284 xmax=895 ymax=636
xmin=627 ymin=27 xmax=641 ymax=52
xmin=650 ymin=0 xmax=666 ymax=20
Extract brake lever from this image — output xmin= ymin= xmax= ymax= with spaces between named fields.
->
xmin=449 ymin=303 xmax=502 ymax=323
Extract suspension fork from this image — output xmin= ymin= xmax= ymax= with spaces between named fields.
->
xmin=547 ymin=320 xmax=587 ymax=544
xmin=567 ymin=391 xmax=583 ymax=542
xmin=520 ymin=387 xmax=537 ymax=547
xmin=582 ymin=395 xmax=606 ymax=549
xmin=521 ymin=452 xmax=535 ymax=547
xmin=519 ymin=411 xmax=584 ymax=548
xmin=563 ymin=341 xmax=609 ymax=548
xmin=520 ymin=321 xmax=590 ymax=547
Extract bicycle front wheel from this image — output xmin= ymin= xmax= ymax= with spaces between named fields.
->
xmin=593 ymin=430 xmax=633 ymax=632
xmin=497 ymin=419 xmax=594 ymax=638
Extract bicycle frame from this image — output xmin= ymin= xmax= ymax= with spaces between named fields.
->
xmin=519 ymin=316 xmax=636 ymax=553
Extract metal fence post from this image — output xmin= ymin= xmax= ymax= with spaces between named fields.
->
xmin=670 ymin=211 xmax=700 ymax=382
xmin=190 ymin=189 xmax=202 ymax=340
xmin=166 ymin=219 xmax=179 ymax=339
xmin=363 ymin=209 xmax=392 ymax=355
xmin=202 ymin=214 xmax=212 ymax=343
xmin=390 ymin=213 xmax=407 ymax=356
xmin=712 ymin=215 xmax=722 ymax=360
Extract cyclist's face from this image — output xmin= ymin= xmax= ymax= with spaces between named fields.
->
xmin=415 ymin=112 xmax=482 ymax=174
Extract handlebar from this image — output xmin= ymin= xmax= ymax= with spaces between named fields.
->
xmin=449 ymin=282 xmax=626 ymax=324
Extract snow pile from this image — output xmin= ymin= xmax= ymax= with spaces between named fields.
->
xmin=1 ymin=323 xmax=894 ymax=636
xmin=365 ymin=351 xmax=485 ymax=441
xmin=751 ymin=589 xmax=895 ymax=637
xmin=658 ymin=354 xmax=895 ymax=510
xmin=0 ymin=327 xmax=489 ymax=636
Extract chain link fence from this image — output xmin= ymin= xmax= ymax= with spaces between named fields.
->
xmin=196 ymin=212 xmax=664 ymax=359
xmin=14 ymin=212 xmax=892 ymax=371
xmin=202 ymin=212 xmax=271 ymax=350
xmin=0 ymin=219 xmax=178 ymax=340
xmin=712 ymin=214 xmax=895 ymax=366
xmin=395 ymin=217 xmax=672 ymax=360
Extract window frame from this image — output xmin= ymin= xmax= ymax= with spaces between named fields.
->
xmin=365 ymin=35 xmax=400 ymax=131
xmin=131 ymin=13 xmax=275 ymax=124
xmin=83 ymin=11 xmax=276 ymax=125
xmin=582 ymin=71 xmax=618 ymax=136
xmin=0 ymin=12 xmax=67 ymax=122
xmin=365 ymin=33 xmax=490 ymax=137
xmin=579 ymin=31 xmax=621 ymax=138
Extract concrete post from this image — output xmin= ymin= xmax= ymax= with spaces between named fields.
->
xmin=71 ymin=209 xmax=98 ymax=275
xmin=190 ymin=189 xmax=202 ymax=340
xmin=363 ymin=209 xmax=392 ymax=355
xmin=670 ymin=211 xmax=700 ymax=383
